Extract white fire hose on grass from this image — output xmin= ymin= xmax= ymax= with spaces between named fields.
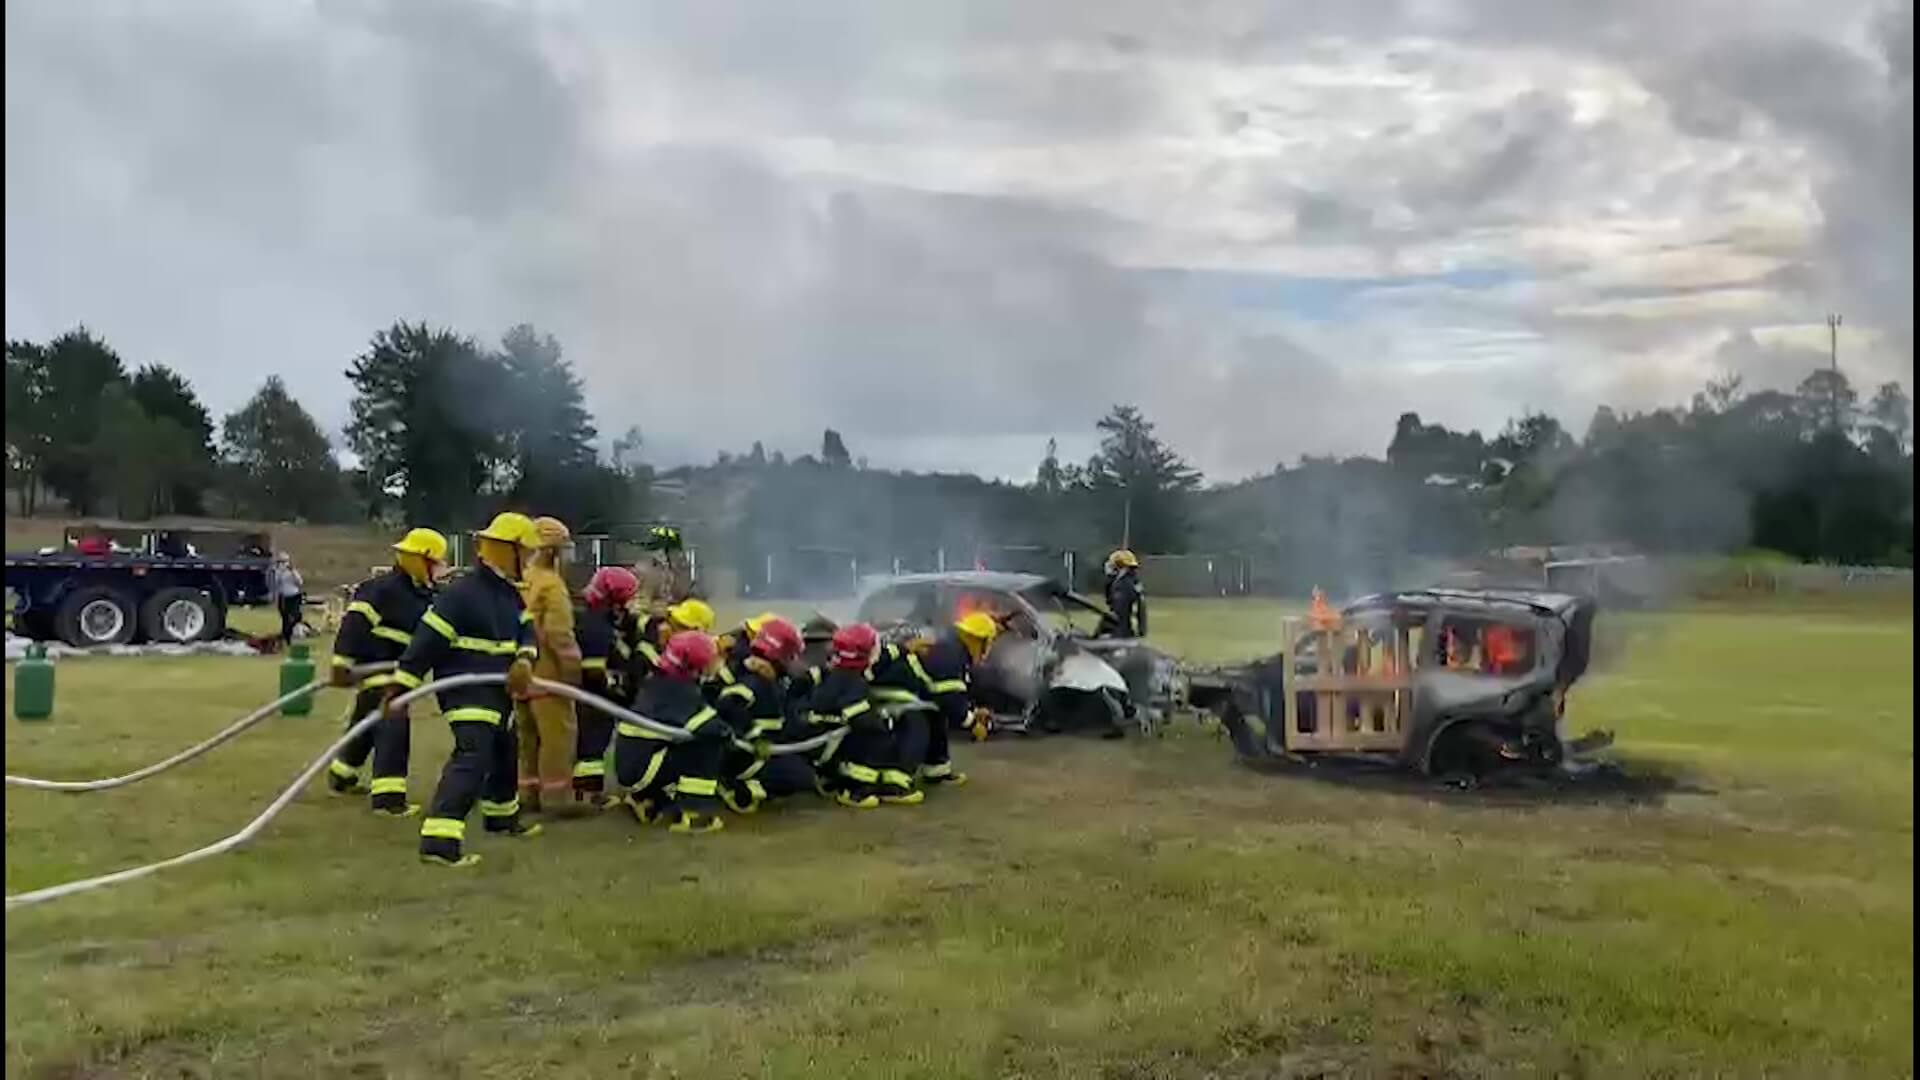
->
xmin=5 ymin=670 xmax=848 ymax=910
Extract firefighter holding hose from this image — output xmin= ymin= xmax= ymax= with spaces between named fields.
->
xmin=396 ymin=512 xmax=545 ymax=868
xmin=571 ymin=565 xmax=639 ymax=809
xmin=324 ymin=527 xmax=448 ymax=816
xmin=515 ymin=516 xmax=585 ymax=818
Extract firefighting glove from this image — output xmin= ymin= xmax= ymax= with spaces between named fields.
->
xmin=379 ymin=685 xmax=406 ymax=721
xmin=969 ymin=707 xmax=993 ymax=742
xmin=506 ymin=657 xmax=534 ymax=699
xmin=328 ymin=661 xmax=357 ymax=689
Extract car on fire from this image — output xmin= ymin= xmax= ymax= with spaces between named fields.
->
xmin=1187 ymin=587 xmax=1614 ymax=781
xmin=852 ymin=571 xmax=1183 ymax=736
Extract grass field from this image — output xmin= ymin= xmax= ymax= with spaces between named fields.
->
xmin=4 ymin=599 xmax=1912 ymax=1078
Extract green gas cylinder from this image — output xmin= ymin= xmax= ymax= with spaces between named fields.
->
xmin=279 ymin=642 xmax=316 ymax=717
xmin=13 ymin=642 xmax=55 ymax=721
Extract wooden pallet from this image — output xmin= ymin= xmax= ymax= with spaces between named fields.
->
xmin=1280 ymin=618 xmax=1414 ymax=753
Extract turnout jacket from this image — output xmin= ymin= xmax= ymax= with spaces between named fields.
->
xmin=1104 ymin=568 xmax=1147 ymax=637
xmin=870 ymin=632 xmax=976 ymax=730
xmin=808 ymin=668 xmax=881 ymax=735
xmin=392 ymin=563 xmax=536 ymax=724
xmin=574 ymin=602 xmax=624 ymax=701
xmin=626 ymin=674 xmax=724 ymax=744
xmin=330 ymin=569 xmax=433 ymax=688
xmin=714 ymin=656 xmax=795 ymax=743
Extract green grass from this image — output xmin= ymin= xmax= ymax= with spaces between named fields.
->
xmin=5 ymin=600 xmax=1912 ymax=1078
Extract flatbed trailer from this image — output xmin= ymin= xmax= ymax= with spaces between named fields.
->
xmin=5 ymin=551 xmax=273 ymax=648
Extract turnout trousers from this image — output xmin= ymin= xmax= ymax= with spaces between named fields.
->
xmin=574 ymin=709 xmax=615 ymax=796
xmin=328 ymin=682 xmax=413 ymax=812
xmin=515 ymin=695 xmax=578 ymax=811
xmin=418 ymin=691 xmax=526 ymax=862
xmin=615 ymin=731 xmax=726 ymax=821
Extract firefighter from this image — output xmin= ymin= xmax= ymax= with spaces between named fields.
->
xmin=399 ymin=512 xmax=545 ymax=868
xmin=572 ymin=566 xmax=638 ymax=808
xmin=618 ymin=630 xmax=729 ymax=834
xmin=713 ymin=616 xmax=809 ymax=813
xmin=324 ymin=527 xmax=448 ymax=816
xmin=873 ymin=611 xmax=997 ymax=789
xmin=514 ymin=516 xmax=585 ymax=817
xmin=1099 ymin=549 xmax=1147 ymax=638
xmin=804 ymin=623 xmax=894 ymax=809
xmin=626 ymin=597 xmax=717 ymax=688
xmin=713 ymin=611 xmax=780 ymax=689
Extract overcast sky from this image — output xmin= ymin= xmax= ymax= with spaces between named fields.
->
xmin=6 ymin=0 xmax=1911 ymax=482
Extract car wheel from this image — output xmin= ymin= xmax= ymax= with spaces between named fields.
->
xmin=140 ymin=587 xmax=221 ymax=644
xmin=55 ymin=586 xmax=139 ymax=648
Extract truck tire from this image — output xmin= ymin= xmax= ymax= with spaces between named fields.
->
xmin=141 ymin=587 xmax=221 ymax=644
xmin=55 ymin=586 xmax=140 ymax=648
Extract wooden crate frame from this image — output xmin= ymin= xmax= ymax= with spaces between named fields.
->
xmin=1279 ymin=617 xmax=1415 ymax=753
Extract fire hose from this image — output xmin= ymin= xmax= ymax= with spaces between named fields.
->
xmin=5 ymin=671 xmax=857 ymax=910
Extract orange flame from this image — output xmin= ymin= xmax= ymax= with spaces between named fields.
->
xmin=1308 ymin=586 xmax=1341 ymax=631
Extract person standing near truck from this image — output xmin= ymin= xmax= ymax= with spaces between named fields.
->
xmin=269 ymin=552 xmax=306 ymax=645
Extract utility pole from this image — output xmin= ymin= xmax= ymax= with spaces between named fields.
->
xmin=1121 ymin=493 xmax=1132 ymax=550
xmin=1827 ymin=313 xmax=1844 ymax=431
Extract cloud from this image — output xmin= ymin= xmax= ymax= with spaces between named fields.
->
xmin=4 ymin=0 xmax=1910 ymax=485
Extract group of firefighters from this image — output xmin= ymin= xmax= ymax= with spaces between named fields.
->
xmin=322 ymin=513 xmax=1006 ymax=868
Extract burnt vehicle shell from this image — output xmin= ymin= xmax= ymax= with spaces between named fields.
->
xmin=852 ymin=571 xmax=1181 ymax=734
xmin=1191 ymin=587 xmax=1611 ymax=777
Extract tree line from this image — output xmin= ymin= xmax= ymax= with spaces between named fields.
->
xmin=6 ymin=322 xmax=1910 ymax=576
xmin=5 ymin=322 xmax=641 ymax=531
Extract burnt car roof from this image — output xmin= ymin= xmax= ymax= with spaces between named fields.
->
xmin=1342 ymin=587 xmax=1587 ymax=619
xmin=863 ymin=571 xmax=1060 ymax=594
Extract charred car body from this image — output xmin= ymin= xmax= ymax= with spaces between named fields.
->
xmin=853 ymin=572 xmax=1182 ymax=736
xmin=1189 ymin=588 xmax=1613 ymax=780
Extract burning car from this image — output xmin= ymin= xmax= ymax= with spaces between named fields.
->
xmin=852 ymin=571 xmax=1183 ymax=736
xmin=1188 ymin=587 xmax=1614 ymax=781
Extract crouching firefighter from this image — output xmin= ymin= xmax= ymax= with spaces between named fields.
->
xmin=712 ymin=616 xmax=810 ymax=814
xmin=324 ymin=527 xmax=447 ymax=816
xmin=398 ymin=512 xmax=545 ymax=869
xmin=805 ymin=624 xmax=900 ymax=809
xmin=571 ymin=566 xmax=639 ymax=809
xmin=619 ymin=631 xmax=729 ymax=834
xmin=872 ymin=611 xmax=997 ymax=790
xmin=625 ymin=597 xmax=717 ymax=691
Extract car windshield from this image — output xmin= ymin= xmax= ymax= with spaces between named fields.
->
xmin=1019 ymin=586 xmax=1102 ymax=637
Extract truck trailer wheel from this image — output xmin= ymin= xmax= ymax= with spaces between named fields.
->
xmin=141 ymin=587 xmax=220 ymax=644
xmin=55 ymin=586 xmax=140 ymax=648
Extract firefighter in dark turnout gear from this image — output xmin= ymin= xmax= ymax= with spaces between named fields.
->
xmin=401 ymin=512 xmax=545 ymax=868
xmin=624 ymin=598 xmax=716 ymax=692
xmin=872 ymin=610 xmax=998 ymax=789
xmin=713 ymin=616 xmax=811 ymax=813
xmin=806 ymin=624 xmax=891 ymax=809
xmin=1098 ymin=549 xmax=1148 ymax=638
xmin=620 ymin=631 xmax=729 ymax=833
xmin=571 ymin=566 xmax=639 ymax=808
xmin=325 ymin=527 xmax=447 ymax=816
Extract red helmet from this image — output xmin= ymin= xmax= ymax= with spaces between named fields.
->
xmin=584 ymin=566 xmax=639 ymax=608
xmin=659 ymin=631 xmax=717 ymax=679
xmin=830 ymin=623 xmax=879 ymax=669
xmin=750 ymin=617 xmax=804 ymax=663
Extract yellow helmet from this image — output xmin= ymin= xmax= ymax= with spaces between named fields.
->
xmin=954 ymin=611 xmax=999 ymax=643
xmin=1108 ymin=548 xmax=1139 ymax=570
xmin=391 ymin=528 xmax=449 ymax=563
xmin=668 ymin=598 xmax=716 ymax=632
xmin=531 ymin=516 xmax=572 ymax=549
xmin=475 ymin=512 xmax=540 ymax=549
